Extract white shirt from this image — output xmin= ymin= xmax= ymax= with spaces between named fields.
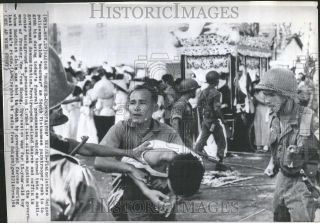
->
xmin=121 ymin=140 xmax=202 ymax=177
xmin=90 ymin=76 xmax=115 ymax=116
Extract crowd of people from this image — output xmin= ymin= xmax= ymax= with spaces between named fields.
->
xmin=49 ymin=48 xmax=205 ymax=221
xmin=54 ymin=56 xmax=234 ymax=164
xmin=48 ymin=47 xmax=319 ymax=221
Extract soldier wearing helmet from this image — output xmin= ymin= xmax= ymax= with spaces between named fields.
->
xmin=48 ymin=47 xmax=151 ymax=220
xmin=171 ymin=78 xmax=200 ymax=148
xmin=194 ymin=71 xmax=227 ymax=168
xmin=256 ymin=68 xmax=319 ymax=221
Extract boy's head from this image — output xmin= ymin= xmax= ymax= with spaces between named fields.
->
xmin=168 ymin=153 xmax=204 ymax=197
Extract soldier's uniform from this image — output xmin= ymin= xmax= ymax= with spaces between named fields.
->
xmin=269 ymin=104 xmax=319 ymax=221
xmin=171 ymin=79 xmax=200 ymax=149
xmin=49 ymin=47 xmax=105 ymax=221
xmin=50 ymin=148 xmax=104 ymax=221
xmin=171 ymin=97 xmax=196 ymax=149
xmin=195 ymin=85 xmax=226 ymax=160
xmin=256 ymin=68 xmax=320 ymax=221
xmin=194 ymin=71 xmax=226 ymax=161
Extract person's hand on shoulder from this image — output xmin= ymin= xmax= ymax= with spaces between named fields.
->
xmin=131 ymin=141 xmax=153 ymax=161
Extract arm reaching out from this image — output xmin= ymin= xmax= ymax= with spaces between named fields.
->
xmin=94 ymin=156 xmax=147 ymax=183
xmin=95 ymin=155 xmax=171 ymax=213
xmin=51 ymin=132 xmax=152 ymax=159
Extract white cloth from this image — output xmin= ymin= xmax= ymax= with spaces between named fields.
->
xmin=238 ymin=73 xmax=247 ymax=96
xmin=90 ymin=76 xmax=115 ymax=116
xmin=77 ymin=90 xmax=98 ymax=143
xmin=196 ymin=119 xmax=228 ymax=158
xmin=152 ymin=95 xmax=165 ymax=123
xmin=63 ymin=94 xmax=81 ymax=140
xmin=76 ymin=79 xmax=87 ymax=90
xmin=121 ymin=140 xmax=202 ymax=177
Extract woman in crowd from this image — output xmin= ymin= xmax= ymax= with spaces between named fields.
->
xmin=62 ymin=84 xmax=82 ymax=139
xmin=91 ymin=66 xmax=116 ymax=142
xmin=77 ymin=80 xmax=99 ymax=143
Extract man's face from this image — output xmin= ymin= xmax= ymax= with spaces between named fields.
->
xmin=128 ymin=89 xmax=157 ymax=124
xmin=262 ymin=90 xmax=287 ymax=113
xmin=190 ymin=89 xmax=197 ymax=99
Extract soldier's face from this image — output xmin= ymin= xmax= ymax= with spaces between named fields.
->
xmin=191 ymin=89 xmax=197 ymax=99
xmin=128 ymin=89 xmax=157 ymax=124
xmin=263 ymin=90 xmax=286 ymax=113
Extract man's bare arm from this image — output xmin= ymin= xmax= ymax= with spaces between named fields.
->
xmin=143 ymin=149 xmax=177 ymax=167
xmin=129 ymin=172 xmax=170 ymax=209
xmin=94 ymin=156 xmax=170 ymax=208
xmin=94 ymin=156 xmax=148 ymax=183
xmin=171 ymin=118 xmax=181 ymax=136
xmin=65 ymin=138 xmax=151 ymax=159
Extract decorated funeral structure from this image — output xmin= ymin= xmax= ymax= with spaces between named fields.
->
xmin=178 ymin=26 xmax=273 ymax=151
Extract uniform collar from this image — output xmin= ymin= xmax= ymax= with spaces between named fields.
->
xmin=177 ymin=96 xmax=191 ymax=105
xmin=207 ymin=84 xmax=217 ymax=89
xmin=271 ymin=103 xmax=301 ymax=141
xmin=270 ymin=103 xmax=300 ymax=125
xmin=281 ymin=103 xmax=300 ymax=125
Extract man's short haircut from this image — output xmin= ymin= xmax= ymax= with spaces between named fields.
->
xmin=168 ymin=153 xmax=204 ymax=197
xmin=128 ymin=84 xmax=158 ymax=103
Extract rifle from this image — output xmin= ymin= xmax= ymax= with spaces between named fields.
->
xmin=300 ymin=169 xmax=320 ymax=200
xmin=69 ymin=136 xmax=89 ymax=156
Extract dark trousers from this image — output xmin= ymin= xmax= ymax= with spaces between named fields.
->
xmin=194 ymin=119 xmax=226 ymax=160
xmin=273 ymin=171 xmax=316 ymax=221
xmin=93 ymin=115 xmax=115 ymax=142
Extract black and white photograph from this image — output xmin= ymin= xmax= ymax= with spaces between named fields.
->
xmin=2 ymin=2 xmax=319 ymax=222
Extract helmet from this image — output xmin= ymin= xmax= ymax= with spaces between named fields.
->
xmin=206 ymin=71 xmax=220 ymax=85
xmin=255 ymin=68 xmax=297 ymax=98
xmin=49 ymin=47 xmax=74 ymax=109
xmin=177 ymin=78 xmax=200 ymax=93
